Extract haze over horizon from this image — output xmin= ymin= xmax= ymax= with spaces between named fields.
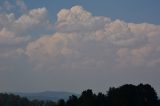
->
xmin=0 ymin=0 xmax=160 ymax=95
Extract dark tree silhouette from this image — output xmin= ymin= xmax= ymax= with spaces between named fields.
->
xmin=66 ymin=95 xmax=78 ymax=106
xmin=96 ymin=92 xmax=108 ymax=106
xmin=107 ymin=84 xmax=158 ymax=106
xmin=79 ymin=89 xmax=97 ymax=106
xmin=0 ymin=84 xmax=159 ymax=106
xmin=57 ymin=99 xmax=65 ymax=106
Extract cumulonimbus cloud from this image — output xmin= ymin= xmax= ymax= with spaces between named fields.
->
xmin=1 ymin=4 xmax=160 ymax=94
xmin=26 ymin=5 xmax=160 ymax=71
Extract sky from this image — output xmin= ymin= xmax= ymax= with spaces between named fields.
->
xmin=0 ymin=0 xmax=160 ymax=95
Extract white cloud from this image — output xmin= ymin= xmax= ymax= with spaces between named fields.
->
xmin=56 ymin=5 xmax=110 ymax=33
xmin=0 ymin=7 xmax=49 ymax=45
xmin=13 ymin=7 xmax=48 ymax=32
xmin=25 ymin=6 xmax=160 ymax=72
xmin=57 ymin=6 xmax=91 ymax=22
xmin=0 ymin=28 xmax=30 ymax=45
xmin=0 ymin=6 xmax=51 ymax=65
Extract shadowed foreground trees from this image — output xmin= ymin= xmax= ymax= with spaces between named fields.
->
xmin=0 ymin=84 xmax=159 ymax=106
xmin=107 ymin=84 xmax=159 ymax=106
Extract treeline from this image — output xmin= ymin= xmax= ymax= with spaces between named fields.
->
xmin=0 ymin=84 xmax=160 ymax=106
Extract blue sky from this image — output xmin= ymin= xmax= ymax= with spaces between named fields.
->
xmin=0 ymin=0 xmax=160 ymax=95
xmin=2 ymin=0 xmax=160 ymax=24
xmin=25 ymin=0 xmax=160 ymax=24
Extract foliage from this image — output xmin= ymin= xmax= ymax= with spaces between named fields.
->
xmin=0 ymin=84 xmax=159 ymax=106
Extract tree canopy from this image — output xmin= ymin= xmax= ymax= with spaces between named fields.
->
xmin=0 ymin=84 xmax=159 ymax=106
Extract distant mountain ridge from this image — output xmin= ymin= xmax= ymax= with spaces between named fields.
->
xmin=14 ymin=91 xmax=79 ymax=101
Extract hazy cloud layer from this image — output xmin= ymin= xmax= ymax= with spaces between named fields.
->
xmin=0 ymin=4 xmax=160 ymax=93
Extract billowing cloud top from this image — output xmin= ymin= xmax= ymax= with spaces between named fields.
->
xmin=56 ymin=6 xmax=110 ymax=33
xmin=0 ymin=5 xmax=160 ymax=93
